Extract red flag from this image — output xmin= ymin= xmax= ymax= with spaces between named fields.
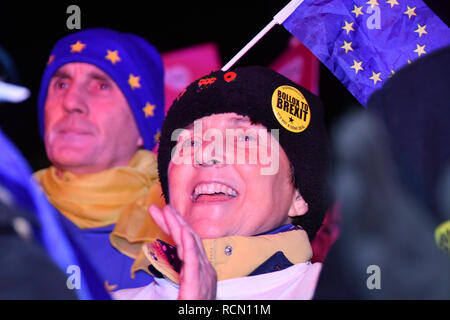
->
xmin=269 ymin=37 xmax=319 ymax=95
xmin=162 ymin=43 xmax=221 ymax=114
xmin=311 ymin=203 xmax=341 ymax=263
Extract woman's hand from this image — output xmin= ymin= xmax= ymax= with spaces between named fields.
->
xmin=149 ymin=204 xmax=217 ymax=300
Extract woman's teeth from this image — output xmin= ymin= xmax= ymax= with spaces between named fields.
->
xmin=193 ymin=182 xmax=238 ymax=202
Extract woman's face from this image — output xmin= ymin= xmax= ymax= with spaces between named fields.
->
xmin=167 ymin=112 xmax=298 ymax=239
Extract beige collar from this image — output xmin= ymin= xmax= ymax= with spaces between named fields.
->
xmin=143 ymin=228 xmax=312 ymax=284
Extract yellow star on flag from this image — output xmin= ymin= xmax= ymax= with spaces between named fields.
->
xmin=70 ymin=40 xmax=86 ymax=53
xmin=366 ymin=0 xmax=379 ymax=8
xmin=414 ymin=24 xmax=428 ymax=37
xmin=341 ymin=41 xmax=354 ymax=54
xmin=386 ymin=0 xmax=399 ymax=8
xmin=342 ymin=21 xmax=355 ymax=35
xmin=389 ymin=69 xmax=396 ymax=78
xmin=350 ymin=60 xmax=364 ymax=74
xmin=142 ymin=102 xmax=156 ymax=118
xmin=351 ymin=5 xmax=364 ymax=18
xmin=369 ymin=71 xmax=382 ymax=84
xmin=128 ymin=74 xmax=141 ymax=90
xmin=105 ymin=50 xmax=121 ymax=64
xmin=414 ymin=44 xmax=426 ymax=57
xmin=404 ymin=6 xmax=417 ymax=19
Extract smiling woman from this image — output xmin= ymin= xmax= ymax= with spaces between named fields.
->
xmin=167 ymin=113 xmax=296 ymax=239
xmin=113 ymin=65 xmax=332 ymax=300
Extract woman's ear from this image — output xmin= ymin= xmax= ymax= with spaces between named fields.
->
xmin=288 ymin=190 xmax=309 ymax=218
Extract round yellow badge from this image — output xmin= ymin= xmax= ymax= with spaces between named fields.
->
xmin=271 ymin=85 xmax=311 ymax=133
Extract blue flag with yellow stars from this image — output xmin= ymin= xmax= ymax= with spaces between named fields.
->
xmin=282 ymin=0 xmax=450 ymax=105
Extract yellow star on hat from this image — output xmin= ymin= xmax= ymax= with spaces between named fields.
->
xmin=142 ymin=102 xmax=156 ymax=118
xmin=105 ymin=50 xmax=121 ymax=64
xmin=154 ymin=131 xmax=161 ymax=143
xmin=128 ymin=74 xmax=141 ymax=90
xmin=70 ymin=40 xmax=86 ymax=53
xmin=47 ymin=55 xmax=55 ymax=65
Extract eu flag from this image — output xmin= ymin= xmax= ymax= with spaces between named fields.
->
xmin=283 ymin=0 xmax=450 ymax=105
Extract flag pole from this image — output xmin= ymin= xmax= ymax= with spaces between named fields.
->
xmin=221 ymin=0 xmax=304 ymax=71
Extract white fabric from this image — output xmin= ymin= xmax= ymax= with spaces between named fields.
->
xmin=113 ymin=262 xmax=322 ymax=300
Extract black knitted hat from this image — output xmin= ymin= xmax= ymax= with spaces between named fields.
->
xmin=158 ymin=66 xmax=331 ymax=240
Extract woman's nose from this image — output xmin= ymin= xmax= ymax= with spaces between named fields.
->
xmin=193 ymin=139 xmax=226 ymax=168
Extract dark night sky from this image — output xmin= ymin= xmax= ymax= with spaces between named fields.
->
xmin=0 ymin=0 xmax=448 ymax=171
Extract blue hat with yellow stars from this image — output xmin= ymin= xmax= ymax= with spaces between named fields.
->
xmin=37 ymin=28 xmax=164 ymax=150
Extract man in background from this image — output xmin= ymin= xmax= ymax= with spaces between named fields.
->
xmin=33 ymin=28 xmax=170 ymax=298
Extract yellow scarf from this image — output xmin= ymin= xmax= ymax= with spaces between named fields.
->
xmin=143 ymin=229 xmax=312 ymax=284
xmin=34 ymin=150 xmax=172 ymax=275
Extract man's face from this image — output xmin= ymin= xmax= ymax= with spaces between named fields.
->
xmin=167 ymin=112 xmax=296 ymax=239
xmin=44 ymin=63 xmax=143 ymax=174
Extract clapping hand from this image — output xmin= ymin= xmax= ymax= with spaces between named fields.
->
xmin=149 ymin=204 xmax=217 ymax=300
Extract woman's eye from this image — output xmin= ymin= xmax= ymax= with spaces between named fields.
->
xmin=182 ymin=138 xmax=200 ymax=148
xmin=238 ymin=134 xmax=257 ymax=142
